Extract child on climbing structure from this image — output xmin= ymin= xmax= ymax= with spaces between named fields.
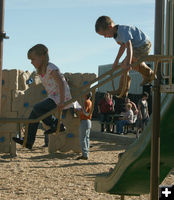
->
xmin=76 ymin=92 xmax=93 ymax=160
xmin=95 ymin=16 xmax=155 ymax=97
xmin=13 ymin=44 xmax=73 ymax=149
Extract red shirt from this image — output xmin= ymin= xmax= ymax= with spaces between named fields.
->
xmin=98 ymin=98 xmax=113 ymax=113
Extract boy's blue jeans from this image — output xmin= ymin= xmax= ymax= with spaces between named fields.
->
xmin=27 ymin=98 xmax=57 ymax=146
xmin=79 ymin=120 xmax=91 ymax=158
xmin=116 ymin=120 xmax=129 ymax=134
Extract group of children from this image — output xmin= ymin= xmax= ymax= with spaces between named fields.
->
xmin=97 ymin=93 xmax=150 ymax=135
xmin=116 ymin=94 xmax=149 ymax=135
xmin=13 ymin=16 xmax=155 ymax=160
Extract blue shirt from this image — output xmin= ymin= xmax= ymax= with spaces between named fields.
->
xmin=114 ymin=25 xmax=150 ymax=48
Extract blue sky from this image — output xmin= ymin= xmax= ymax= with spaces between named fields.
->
xmin=3 ymin=0 xmax=155 ymax=75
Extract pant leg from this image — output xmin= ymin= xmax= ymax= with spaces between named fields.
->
xmin=106 ymin=114 xmax=111 ymax=132
xmin=27 ymin=98 xmax=57 ymax=146
xmin=100 ymin=113 xmax=105 ymax=122
xmin=44 ymin=134 xmax=48 ymax=146
xmin=116 ymin=120 xmax=129 ymax=133
xmin=100 ymin=113 xmax=105 ymax=131
xmin=79 ymin=120 xmax=91 ymax=158
xmin=134 ymin=62 xmax=154 ymax=81
xmin=114 ymin=72 xmax=131 ymax=97
xmin=142 ymin=117 xmax=149 ymax=130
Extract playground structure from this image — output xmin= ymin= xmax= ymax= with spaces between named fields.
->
xmin=95 ymin=1 xmax=174 ymax=200
xmin=0 ymin=0 xmax=174 ymax=200
xmin=0 ymin=70 xmax=96 ymax=155
xmin=0 ymin=54 xmax=173 ymax=200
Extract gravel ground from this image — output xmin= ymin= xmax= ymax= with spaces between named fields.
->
xmin=0 ymin=121 xmax=173 ymax=200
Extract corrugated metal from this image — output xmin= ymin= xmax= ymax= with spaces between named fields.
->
xmin=98 ymin=62 xmax=153 ymax=94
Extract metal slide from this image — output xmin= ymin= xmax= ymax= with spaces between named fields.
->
xmin=95 ymin=94 xmax=174 ymax=195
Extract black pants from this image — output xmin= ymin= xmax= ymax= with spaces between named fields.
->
xmin=27 ymin=98 xmax=57 ymax=146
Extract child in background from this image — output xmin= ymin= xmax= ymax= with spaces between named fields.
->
xmin=116 ymin=103 xmax=134 ymax=135
xmin=137 ymin=92 xmax=150 ymax=132
xmin=76 ymin=92 xmax=93 ymax=160
xmin=97 ymin=92 xmax=114 ymax=132
xmin=125 ymin=97 xmax=138 ymax=122
xmin=13 ymin=44 xmax=73 ymax=149
xmin=95 ymin=16 xmax=155 ymax=97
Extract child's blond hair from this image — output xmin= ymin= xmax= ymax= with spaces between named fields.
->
xmin=27 ymin=44 xmax=49 ymax=75
xmin=95 ymin=16 xmax=114 ymax=33
xmin=126 ymin=103 xmax=132 ymax=110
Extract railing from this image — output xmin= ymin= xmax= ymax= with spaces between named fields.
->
xmin=0 ymin=54 xmax=174 ymax=147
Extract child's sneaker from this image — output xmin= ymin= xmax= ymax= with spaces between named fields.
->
xmin=12 ymin=137 xmax=32 ymax=149
xmin=12 ymin=137 xmax=24 ymax=145
xmin=76 ymin=155 xmax=88 ymax=160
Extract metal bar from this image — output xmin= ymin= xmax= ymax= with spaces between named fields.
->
xmin=161 ymin=0 xmax=165 ymax=55
xmin=161 ymin=0 xmax=166 ymax=78
xmin=0 ymin=0 xmax=5 ymax=114
xmin=150 ymin=1 xmax=163 ymax=200
xmin=169 ymin=0 xmax=173 ymax=87
xmin=164 ymin=0 xmax=170 ymax=77
xmin=0 ymin=55 xmax=173 ymax=125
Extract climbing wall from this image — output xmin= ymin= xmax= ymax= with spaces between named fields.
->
xmin=0 ymin=69 xmax=96 ymax=155
xmin=64 ymin=73 xmax=94 ymax=106
xmin=0 ymin=70 xmax=26 ymax=155
xmin=48 ymin=73 xmax=97 ymax=153
xmin=48 ymin=109 xmax=81 ymax=153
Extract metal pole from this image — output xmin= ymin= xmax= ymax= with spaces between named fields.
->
xmin=150 ymin=0 xmax=163 ymax=200
xmin=169 ymin=0 xmax=173 ymax=86
xmin=0 ymin=0 xmax=5 ymax=114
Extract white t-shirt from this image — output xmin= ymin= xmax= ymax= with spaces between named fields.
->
xmin=40 ymin=62 xmax=73 ymax=109
xmin=124 ymin=109 xmax=134 ymax=124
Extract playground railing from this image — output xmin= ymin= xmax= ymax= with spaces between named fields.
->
xmin=0 ymin=54 xmax=174 ymax=147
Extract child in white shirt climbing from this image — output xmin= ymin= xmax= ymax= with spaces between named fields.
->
xmin=13 ymin=44 xmax=73 ymax=149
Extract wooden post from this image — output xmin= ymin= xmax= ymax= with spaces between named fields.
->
xmin=150 ymin=0 xmax=163 ymax=200
xmin=120 ymin=195 xmax=124 ymax=200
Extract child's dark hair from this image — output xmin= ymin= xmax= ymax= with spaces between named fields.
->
xmin=86 ymin=92 xmax=92 ymax=99
xmin=95 ymin=16 xmax=114 ymax=33
xmin=142 ymin=92 xmax=149 ymax=98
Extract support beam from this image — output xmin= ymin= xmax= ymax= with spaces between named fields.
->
xmin=150 ymin=0 xmax=163 ymax=200
xmin=120 ymin=195 xmax=124 ymax=200
xmin=0 ymin=0 xmax=5 ymax=114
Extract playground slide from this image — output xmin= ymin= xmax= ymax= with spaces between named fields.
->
xmin=95 ymin=94 xmax=174 ymax=196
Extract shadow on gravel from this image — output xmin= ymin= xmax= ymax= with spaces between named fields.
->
xmin=29 ymin=152 xmax=77 ymax=161
xmin=90 ymin=131 xmax=136 ymax=152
